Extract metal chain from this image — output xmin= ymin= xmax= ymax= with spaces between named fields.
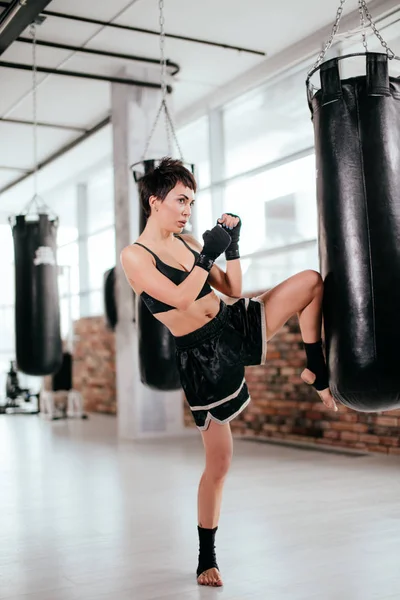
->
xmin=22 ymin=21 xmax=56 ymax=219
xmin=143 ymin=0 xmax=183 ymax=160
xmin=308 ymin=0 xmax=399 ymax=84
xmin=158 ymin=0 xmax=172 ymax=154
xmin=359 ymin=0 xmax=396 ymax=59
xmin=358 ymin=0 xmax=368 ymax=52
xmin=308 ymin=0 xmax=347 ymax=76
xmin=30 ymin=22 xmax=39 ymax=200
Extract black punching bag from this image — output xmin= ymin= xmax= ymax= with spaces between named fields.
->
xmin=12 ymin=213 xmax=62 ymax=376
xmin=133 ymin=159 xmax=181 ymax=391
xmin=104 ymin=268 xmax=118 ymax=330
xmin=308 ymin=52 xmax=400 ymax=412
xmin=103 ymin=266 xmax=136 ymax=331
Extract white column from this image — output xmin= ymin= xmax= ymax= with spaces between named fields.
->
xmin=112 ymin=75 xmax=185 ymax=440
xmin=76 ymin=183 xmax=90 ymax=317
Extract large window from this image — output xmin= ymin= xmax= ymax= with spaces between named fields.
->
xmin=241 ymin=241 xmax=318 ymax=292
xmin=177 ymin=116 xmax=210 ymax=189
xmin=193 ymin=191 xmax=212 ymax=239
xmin=223 ymin=66 xmax=314 ymax=179
xmin=87 ymin=228 xmax=115 ymax=292
xmin=87 ymin=166 xmax=115 ymax=235
xmin=223 ymin=153 xmax=317 ymax=258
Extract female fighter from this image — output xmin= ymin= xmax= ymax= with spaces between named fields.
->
xmin=120 ymin=158 xmax=337 ymax=587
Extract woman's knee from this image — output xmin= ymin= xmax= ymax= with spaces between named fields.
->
xmin=302 ymin=269 xmax=323 ymax=295
xmin=205 ymin=449 xmax=232 ymax=482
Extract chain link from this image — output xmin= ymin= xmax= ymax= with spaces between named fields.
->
xmin=358 ymin=0 xmax=368 ymax=52
xmin=308 ymin=0 xmax=347 ymax=76
xmin=308 ymin=0 xmax=399 ymax=81
xmin=30 ymin=22 xmax=38 ymax=200
xmin=359 ymin=0 xmax=396 ymax=59
xmin=158 ymin=0 xmax=172 ymax=154
xmin=143 ymin=0 xmax=183 ymax=160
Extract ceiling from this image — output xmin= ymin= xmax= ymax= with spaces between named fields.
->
xmin=0 ymin=0 xmax=398 ymax=217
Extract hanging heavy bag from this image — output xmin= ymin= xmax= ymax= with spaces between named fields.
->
xmin=12 ymin=213 xmax=62 ymax=376
xmin=307 ymin=51 xmax=400 ymax=412
xmin=133 ymin=160 xmax=181 ymax=391
xmin=103 ymin=266 xmax=136 ymax=331
xmin=128 ymin=0 xmax=195 ymax=391
xmin=104 ymin=267 xmax=118 ymax=330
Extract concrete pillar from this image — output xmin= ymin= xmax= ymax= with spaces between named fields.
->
xmin=76 ymin=183 xmax=90 ymax=317
xmin=111 ymin=74 xmax=184 ymax=440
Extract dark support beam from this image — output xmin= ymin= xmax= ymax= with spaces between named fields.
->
xmin=0 ymin=60 xmax=173 ymax=91
xmin=0 ymin=0 xmax=53 ymax=55
xmin=0 ymin=3 xmax=266 ymax=57
xmin=0 ymin=117 xmax=86 ymax=132
xmin=0 ymin=115 xmax=111 ymax=196
xmin=17 ymin=37 xmax=181 ymax=76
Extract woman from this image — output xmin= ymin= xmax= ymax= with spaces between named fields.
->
xmin=121 ymin=158 xmax=337 ymax=588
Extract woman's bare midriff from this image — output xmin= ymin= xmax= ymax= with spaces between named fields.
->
xmin=154 ymin=290 xmax=221 ymax=337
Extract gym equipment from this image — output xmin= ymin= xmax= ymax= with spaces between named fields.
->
xmin=103 ymin=267 xmax=136 ymax=331
xmin=104 ymin=268 xmax=118 ymax=329
xmin=307 ymin=1 xmax=400 ymax=411
xmin=11 ymin=212 xmax=63 ymax=376
xmin=133 ymin=162 xmax=182 ymax=390
xmin=8 ymin=23 xmax=62 ymax=376
xmin=128 ymin=0 xmax=196 ymax=391
xmin=1 ymin=360 xmax=40 ymax=415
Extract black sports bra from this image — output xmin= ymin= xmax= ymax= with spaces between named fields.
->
xmin=134 ymin=236 xmax=212 ymax=314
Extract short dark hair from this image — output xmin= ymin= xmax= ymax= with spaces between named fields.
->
xmin=138 ymin=157 xmax=197 ymax=218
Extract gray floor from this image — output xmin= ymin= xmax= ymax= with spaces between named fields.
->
xmin=1 ymin=415 xmax=400 ymax=600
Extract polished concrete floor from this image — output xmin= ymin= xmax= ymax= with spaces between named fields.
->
xmin=1 ymin=414 xmax=400 ymax=600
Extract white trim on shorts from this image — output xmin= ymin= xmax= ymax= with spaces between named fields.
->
xmin=197 ymin=395 xmax=251 ymax=431
xmin=190 ymin=377 xmax=246 ymax=411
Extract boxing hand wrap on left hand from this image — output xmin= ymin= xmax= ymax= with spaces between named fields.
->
xmin=196 ymin=225 xmax=231 ymax=272
xmin=217 ymin=213 xmax=241 ymax=260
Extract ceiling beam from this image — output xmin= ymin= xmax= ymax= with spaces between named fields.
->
xmin=0 ymin=60 xmax=173 ymax=90
xmin=0 ymin=3 xmax=265 ymax=56
xmin=0 ymin=117 xmax=86 ymax=132
xmin=0 ymin=115 xmax=111 ymax=195
xmin=17 ymin=36 xmax=181 ymax=76
xmin=0 ymin=0 xmax=53 ymax=55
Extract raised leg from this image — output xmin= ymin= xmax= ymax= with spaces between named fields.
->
xmin=196 ymin=420 xmax=233 ymax=586
xmin=258 ymin=269 xmax=337 ymax=411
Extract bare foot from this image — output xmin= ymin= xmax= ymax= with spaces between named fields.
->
xmin=301 ymin=368 xmax=338 ymax=411
xmin=197 ymin=567 xmax=223 ymax=587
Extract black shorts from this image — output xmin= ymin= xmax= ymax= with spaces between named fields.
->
xmin=174 ymin=298 xmax=267 ymax=431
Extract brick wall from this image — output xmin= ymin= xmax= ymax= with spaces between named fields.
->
xmin=183 ymin=316 xmax=400 ymax=455
xmin=73 ymin=316 xmax=116 ymax=414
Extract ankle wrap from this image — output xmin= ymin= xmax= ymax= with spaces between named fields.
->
xmin=197 ymin=526 xmax=219 ymax=577
xmin=304 ymin=340 xmax=329 ymax=391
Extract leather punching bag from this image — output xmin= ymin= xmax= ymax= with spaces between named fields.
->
xmin=103 ymin=266 xmax=135 ymax=331
xmin=104 ymin=268 xmax=118 ymax=330
xmin=134 ymin=159 xmax=181 ymax=391
xmin=12 ymin=213 xmax=62 ymax=376
xmin=308 ymin=52 xmax=400 ymax=412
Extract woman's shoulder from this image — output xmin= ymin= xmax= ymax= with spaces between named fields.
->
xmin=120 ymin=240 xmax=154 ymax=269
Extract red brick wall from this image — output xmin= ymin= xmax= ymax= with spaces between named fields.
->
xmin=184 ymin=316 xmax=400 ymax=455
xmin=73 ymin=316 xmax=116 ymax=414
